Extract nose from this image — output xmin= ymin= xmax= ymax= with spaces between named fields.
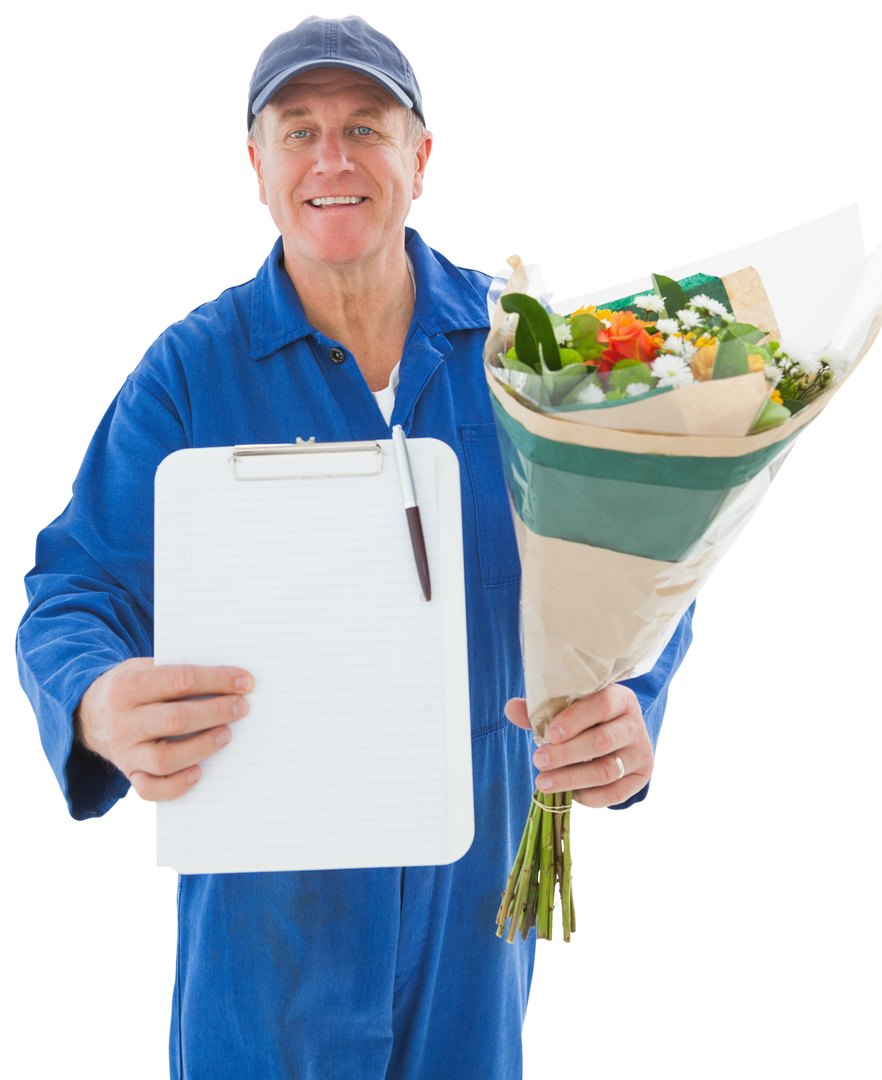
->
xmin=311 ymin=131 xmax=355 ymax=175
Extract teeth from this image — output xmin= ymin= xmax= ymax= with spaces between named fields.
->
xmin=309 ymin=196 xmax=365 ymax=206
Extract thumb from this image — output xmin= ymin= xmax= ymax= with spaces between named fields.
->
xmin=503 ymin=698 xmax=532 ymax=731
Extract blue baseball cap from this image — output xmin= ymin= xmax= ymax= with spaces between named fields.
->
xmin=248 ymin=16 xmax=425 ymax=131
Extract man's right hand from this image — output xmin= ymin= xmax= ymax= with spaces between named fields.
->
xmin=77 ymin=658 xmax=253 ymax=801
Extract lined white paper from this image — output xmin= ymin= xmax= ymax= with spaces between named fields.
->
xmin=155 ymin=442 xmax=471 ymax=874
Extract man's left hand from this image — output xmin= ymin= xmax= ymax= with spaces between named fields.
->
xmin=504 ymin=685 xmax=653 ymax=808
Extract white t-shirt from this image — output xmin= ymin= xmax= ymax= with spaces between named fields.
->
xmin=371 ymin=254 xmax=416 ymax=426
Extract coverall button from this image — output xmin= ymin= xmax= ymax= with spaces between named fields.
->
xmin=329 ymin=347 xmax=345 ymax=364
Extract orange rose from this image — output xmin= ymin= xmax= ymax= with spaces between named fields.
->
xmin=596 ymin=310 xmax=663 ymax=371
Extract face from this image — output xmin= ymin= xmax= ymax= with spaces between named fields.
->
xmin=248 ymin=68 xmax=432 ymax=271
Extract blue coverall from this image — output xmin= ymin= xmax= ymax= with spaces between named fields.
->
xmin=17 ymin=228 xmax=695 ymax=1079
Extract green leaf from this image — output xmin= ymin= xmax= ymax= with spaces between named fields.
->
xmin=570 ymin=312 xmax=602 ymax=341
xmin=500 ymin=293 xmax=562 ymax=371
xmin=535 ymin=349 xmax=590 ymax=404
xmin=720 ymin=322 xmax=767 ymax=345
xmin=609 ymin=361 xmax=653 ymax=395
xmin=560 ymin=376 xmax=600 ymax=405
xmin=652 ymin=273 xmax=690 ymax=319
xmin=501 ymin=353 xmax=536 ymax=374
xmin=712 ymin=337 xmax=750 ymax=379
xmin=782 ymin=397 xmax=807 ymax=415
xmin=570 ymin=313 xmax=605 ymax=363
xmin=749 ymin=397 xmax=792 ymax=434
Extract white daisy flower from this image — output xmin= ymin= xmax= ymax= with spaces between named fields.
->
xmin=779 ymin=340 xmax=822 ymax=375
xmin=817 ymin=347 xmax=851 ymax=376
xmin=689 ymin=294 xmax=729 ymax=318
xmin=625 ymin=382 xmax=650 ymax=396
xmin=651 ymin=354 xmax=695 ymax=389
xmin=676 ymin=309 xmax=702 ymax=330
xmin=655 ymin=318 xmax=680 ymax=335
xmin=553 ymin=323 xmax=573 ymax=347
xmin=633 ymin=293 xmax=666 ymax=313
xmin=663 ymin=335 xmax=697 ymax=359
xmin=764 ymin=363 xmax=783 ymax=386
xmin=576 ymin=383 xmax=606 ymax=404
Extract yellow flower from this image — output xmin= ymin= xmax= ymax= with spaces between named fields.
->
xmin=690 ymin=342 xmax=717 ymax=382
xmin=770 ymin=388 xmax=783 ymax=405
xmin=565 ymin=306 xmax=608 ymax=321
xmin=747 ymin=352 xmax=765 ymax=374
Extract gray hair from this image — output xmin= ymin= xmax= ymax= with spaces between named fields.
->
xmin=248 ymin=106 xmax=426 ymax=147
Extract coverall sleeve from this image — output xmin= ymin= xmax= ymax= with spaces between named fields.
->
xmin=16 ymin=372 xmax=189 ymax=821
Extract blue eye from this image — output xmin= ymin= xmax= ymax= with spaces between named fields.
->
xmin=289 ymin=129 xmax=310 ymax=140
xmin=353 ymin=126 xmax=374 ymax=136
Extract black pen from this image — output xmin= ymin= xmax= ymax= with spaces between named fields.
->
xmin=391 ymin=425 xmax=432 ymax=602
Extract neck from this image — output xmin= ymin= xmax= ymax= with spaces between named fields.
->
xmin=285 ymin=243 xmax=416 ymax=347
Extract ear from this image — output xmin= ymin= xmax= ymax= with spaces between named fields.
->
xmin=242 ymin=140 xmax=263 ymax=203
xmin=411 ymin=131 xmax=433 ymax=202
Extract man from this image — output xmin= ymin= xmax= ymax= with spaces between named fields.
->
xmin=17 ymin=16 xmax=693 ymax=1079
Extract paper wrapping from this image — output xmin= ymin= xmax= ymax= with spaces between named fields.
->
xmin=484 ymin=246 xmax=882 ymax=742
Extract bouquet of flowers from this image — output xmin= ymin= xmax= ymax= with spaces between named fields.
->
xmin=488 ymin=242 xmax=882 ymax=943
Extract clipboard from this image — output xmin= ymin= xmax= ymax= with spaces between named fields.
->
xmin=153 ymin=437 xmax=473 ymax=874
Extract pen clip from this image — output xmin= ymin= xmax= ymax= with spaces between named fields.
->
xmin=391 ymin=425 xmax=418 ymax=507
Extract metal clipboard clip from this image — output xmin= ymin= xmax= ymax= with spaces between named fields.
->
xmin=232 ymin=438 xmax=383 ymax=481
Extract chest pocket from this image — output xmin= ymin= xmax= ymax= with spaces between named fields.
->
xmin=460 ymin=424 xmax=521 ymax=588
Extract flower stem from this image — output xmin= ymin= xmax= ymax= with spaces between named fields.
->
xmin=505 ymin=798 xmax=542 ymax=943
xmin=520 ymin=851 xmax=541 ymax=940
xmin=561 ymin=791 xmax=573 ymax=942
xmin=496 ymin=800 xmax=534 ymax=931
xmin=537 ymin=791 xmax=555 ymax=940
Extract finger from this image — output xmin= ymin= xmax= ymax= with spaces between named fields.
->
xmin=129 ymin=764 xmax=204 ymax=802
xmin=139 ymin=692 xmax=249 ymax=741
xmin=127 ymin=721 xmax=237 ymax=799
xmin=124 ymin=663 xmax=254 ymax=707
xmin=544 ymin=685 xmax=637 ymax=744
xmin=504 ymin=698 xmax=532 ymax=731
xmin=570 ymin=781 xmax=634 ymax=812
xmin=535 ymin=747 xmax=634 ymax=796
xmin=528 ymin=712 xmax=634 ymax=781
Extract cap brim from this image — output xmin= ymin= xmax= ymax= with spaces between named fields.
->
xmin=252 ymin=60 xmax=414 ymax=118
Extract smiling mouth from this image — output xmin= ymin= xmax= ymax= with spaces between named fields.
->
xmin=308 ymin=196 xmax=366 ymax=207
